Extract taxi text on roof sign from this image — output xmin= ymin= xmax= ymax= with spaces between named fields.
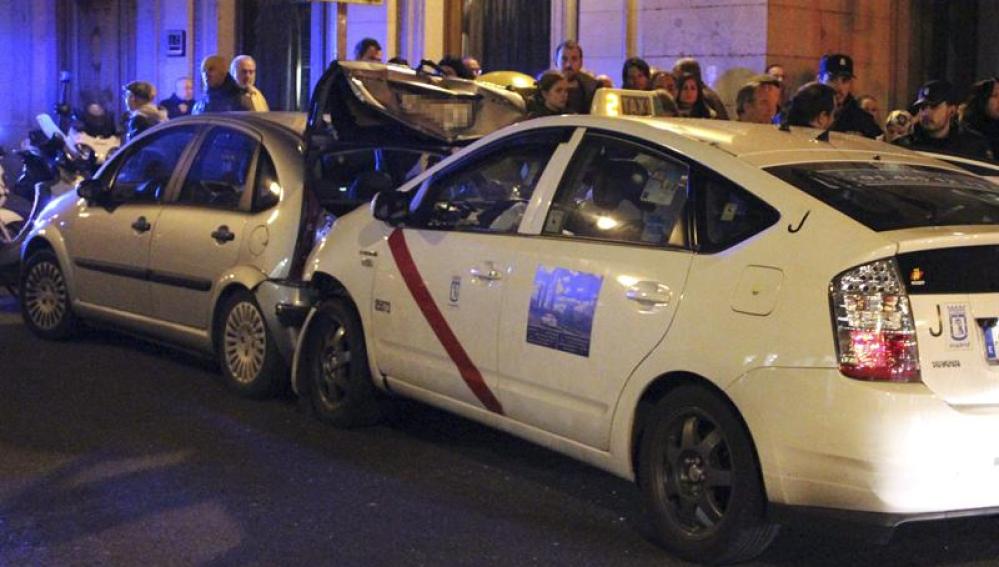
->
xmin=312 ymin=0 xmax=382 ymax=4
xmin=590 ymin=88 xmax=672 ymax=118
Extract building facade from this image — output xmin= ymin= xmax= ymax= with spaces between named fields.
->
xmin=0 ymin=0 xmax=995 ymax=150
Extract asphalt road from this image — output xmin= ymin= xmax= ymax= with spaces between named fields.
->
xmin=3 ymin=289 xmax=999 ymax=566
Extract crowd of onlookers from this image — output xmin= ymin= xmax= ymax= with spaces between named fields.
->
xmin=120 ymin=53 xmax=267 ymax=142
xmin=126 ymin=36 xmax=998 ymax=164
xmin=525 ymin=40 xmax=997 ymax=163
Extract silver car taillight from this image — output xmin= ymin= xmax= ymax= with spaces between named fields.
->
xmin=830 ymin=259 xmax=921 ymax=382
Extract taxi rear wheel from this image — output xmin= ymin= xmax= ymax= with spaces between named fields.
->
xmin=216 ymin=289 xmax=287 ymax=399
xmin=20 ymin=249 xmax=77 ymax=340
xmin=302 ymin=297 xmax=381 ymax=428
xmin=638 ymin=385 xmax=778 ymax=565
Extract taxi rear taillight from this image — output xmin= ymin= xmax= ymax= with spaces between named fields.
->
xmin=830 ymin=259 xmax=921 ymax=382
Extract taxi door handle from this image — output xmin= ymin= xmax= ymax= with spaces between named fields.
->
xmin=211 ymin=225 xmax=236 ymax=243
xmin=131 ymin=216 xmax=152 ymax=233
xmin=626 ymin=281 xmax=672 ymax=305
xmin=470 ymin=263 xmax=502 ymax=281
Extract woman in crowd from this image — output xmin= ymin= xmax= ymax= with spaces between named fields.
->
xmin=527 ymin=70 xmax=570 ymax=118
xmin=676 ymin=73 xmax=715 ymax=118
xmin=785 ymin=82 xmax=836 ymax=129
xmin=960 ymin=77 xmax=999 ymax=158
xmin=122 ymin=81 xmax=164 ymax=142
xmin=621 ymin=57 xmax=652 ymax=90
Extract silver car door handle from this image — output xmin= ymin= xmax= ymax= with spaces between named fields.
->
xmin=626 ymin=281 xmax=672 ymax=305
xmin=470 ymin=264 xmax=502 ymax=281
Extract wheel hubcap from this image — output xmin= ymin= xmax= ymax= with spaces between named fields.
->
xmin=316 ymin=320 xmax=351 ymax=405
xmin=661 ymin=411 xmax=733 ymax=536
xmin=24 ymin=261 xmax=67 ymax=330
xmin=223 ymin=301 xmax=266 ymax=384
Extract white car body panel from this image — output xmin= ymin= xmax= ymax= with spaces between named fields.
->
xmin=301 ymin=115 xmax=999 ymax=519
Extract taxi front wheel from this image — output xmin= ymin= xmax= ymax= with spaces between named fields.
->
xmin=638 ymin=385 xmax=779 ymax=565
xmin=301 ymin=297 xmax=382 ymax=428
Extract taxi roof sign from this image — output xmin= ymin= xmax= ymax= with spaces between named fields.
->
xmin=591 ymin=88 xmax=672 ymax=118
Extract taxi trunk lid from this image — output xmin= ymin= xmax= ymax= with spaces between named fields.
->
xmin=306 ymin=60 xmax=528 ymax=149
xmin=893 ymin=227 xmax=999 ymax=405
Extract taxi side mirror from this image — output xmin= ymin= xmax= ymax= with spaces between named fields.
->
xmin=371 ymin=190 xmax=411 ymax=225
xmin=77 ymin=178 xmax=108 ymax=204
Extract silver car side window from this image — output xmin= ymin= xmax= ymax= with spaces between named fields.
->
xmin=111 ymin=127 xmax=197 ymax=203
xmin=178 ymin=128 xmax=258 ymax=210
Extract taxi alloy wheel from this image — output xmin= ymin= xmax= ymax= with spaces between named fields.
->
xmin=304 ymin=297 xmax=381 ymax=428
xmin=638 ymin=385 xmax=778 ymax=564
xmin=20 ymin=249 xmax=77 ymax=340
xmin=217 ymin=290 xmax=286 ymax=398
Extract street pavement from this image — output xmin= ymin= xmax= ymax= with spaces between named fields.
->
xmin=3 ymin=289 xmax=999 ymax=566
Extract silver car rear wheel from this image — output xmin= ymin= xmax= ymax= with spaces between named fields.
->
xmin=217 ymin=289 xmax=286 ymax=398
xmin=224 ymin=301 xmax=266 ymax=384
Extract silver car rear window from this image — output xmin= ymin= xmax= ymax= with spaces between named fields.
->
xmin=766 ymin=161 xmax=999 ymax=231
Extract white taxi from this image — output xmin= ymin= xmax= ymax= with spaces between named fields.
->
xmin=291 ymin=113 xmax=999 ymax=564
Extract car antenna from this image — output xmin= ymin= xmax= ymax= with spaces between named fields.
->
xmin=778 ymin=119 xmax=791 ymax=132
xmin=814 ymin=127 xmax=832 ymax=143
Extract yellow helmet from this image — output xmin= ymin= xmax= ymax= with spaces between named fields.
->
xmin=476 ymin=70 xmax=535 ymax=89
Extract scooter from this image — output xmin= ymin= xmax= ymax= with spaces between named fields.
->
xmin=67 ymin=103 xmax=120 ymax=166
xmin=14 ymin=114 xmax=91 ymax=202
xmin=56 ymin=72 xmax=120 ymax=169
xmin=0 ymin=147 xmax=35 ymax=294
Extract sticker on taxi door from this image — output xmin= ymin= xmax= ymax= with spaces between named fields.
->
xmin=527 ymin=266 xmax=602 ymax=357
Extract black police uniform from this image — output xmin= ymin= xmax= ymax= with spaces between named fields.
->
xmin=817 ymin=53 xmax=883 ymax=139
xmin=893 ymin=121 xmax=994 ymax=162
xmin=894 ymin=79 xmax=996 ymax=162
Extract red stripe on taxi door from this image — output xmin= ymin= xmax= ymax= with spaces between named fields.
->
xmin=386 ymin=228 xmax=504 ymax=415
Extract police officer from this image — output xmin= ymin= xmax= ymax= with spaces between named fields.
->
xmin=817 ymin=53 xmax=882 ymax=138
xmin=893 ymin=79 xmax=994 ymax=162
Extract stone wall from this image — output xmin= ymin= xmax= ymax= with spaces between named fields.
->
xmin=572 ymin=0 xmax=906 ymax=119
xmin=0 ymin=0 xmax=58 ymax=151
xmin=767 ymin=0 xmax=899 ymax=124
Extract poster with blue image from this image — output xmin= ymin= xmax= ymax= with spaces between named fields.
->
xmin=527 ymin=265 xmax=603 ymax=357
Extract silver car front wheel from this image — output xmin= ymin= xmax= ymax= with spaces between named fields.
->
xmin=20 ymin=249 xmax=77 ymax=340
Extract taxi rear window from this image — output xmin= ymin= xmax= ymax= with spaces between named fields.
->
xmin=766 ymin=162 xmax=999 ymax=231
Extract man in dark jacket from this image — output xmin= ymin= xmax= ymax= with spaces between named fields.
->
xmin=893 ymin=79 xmax=994 ymax=162
xmin=818 ymin=54 xmax=882 ymax=138
xmin=555 ymin=40 xmax=599 ymax=114
xmin=159 ymin=77 xmax=194 ymax=118
xmin=192 ymin=55 xmax=251 ymax=115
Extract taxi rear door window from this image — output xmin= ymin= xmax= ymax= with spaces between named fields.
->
xmin=543 ymin=133 xmax=690 ymax=248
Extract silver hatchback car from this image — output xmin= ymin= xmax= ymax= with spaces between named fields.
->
xmin=18 ymin=61 xmax=526 ymax=398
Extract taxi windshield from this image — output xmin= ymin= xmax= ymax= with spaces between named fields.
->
xmin=766 ymin=161 xmax=999 ymax=231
